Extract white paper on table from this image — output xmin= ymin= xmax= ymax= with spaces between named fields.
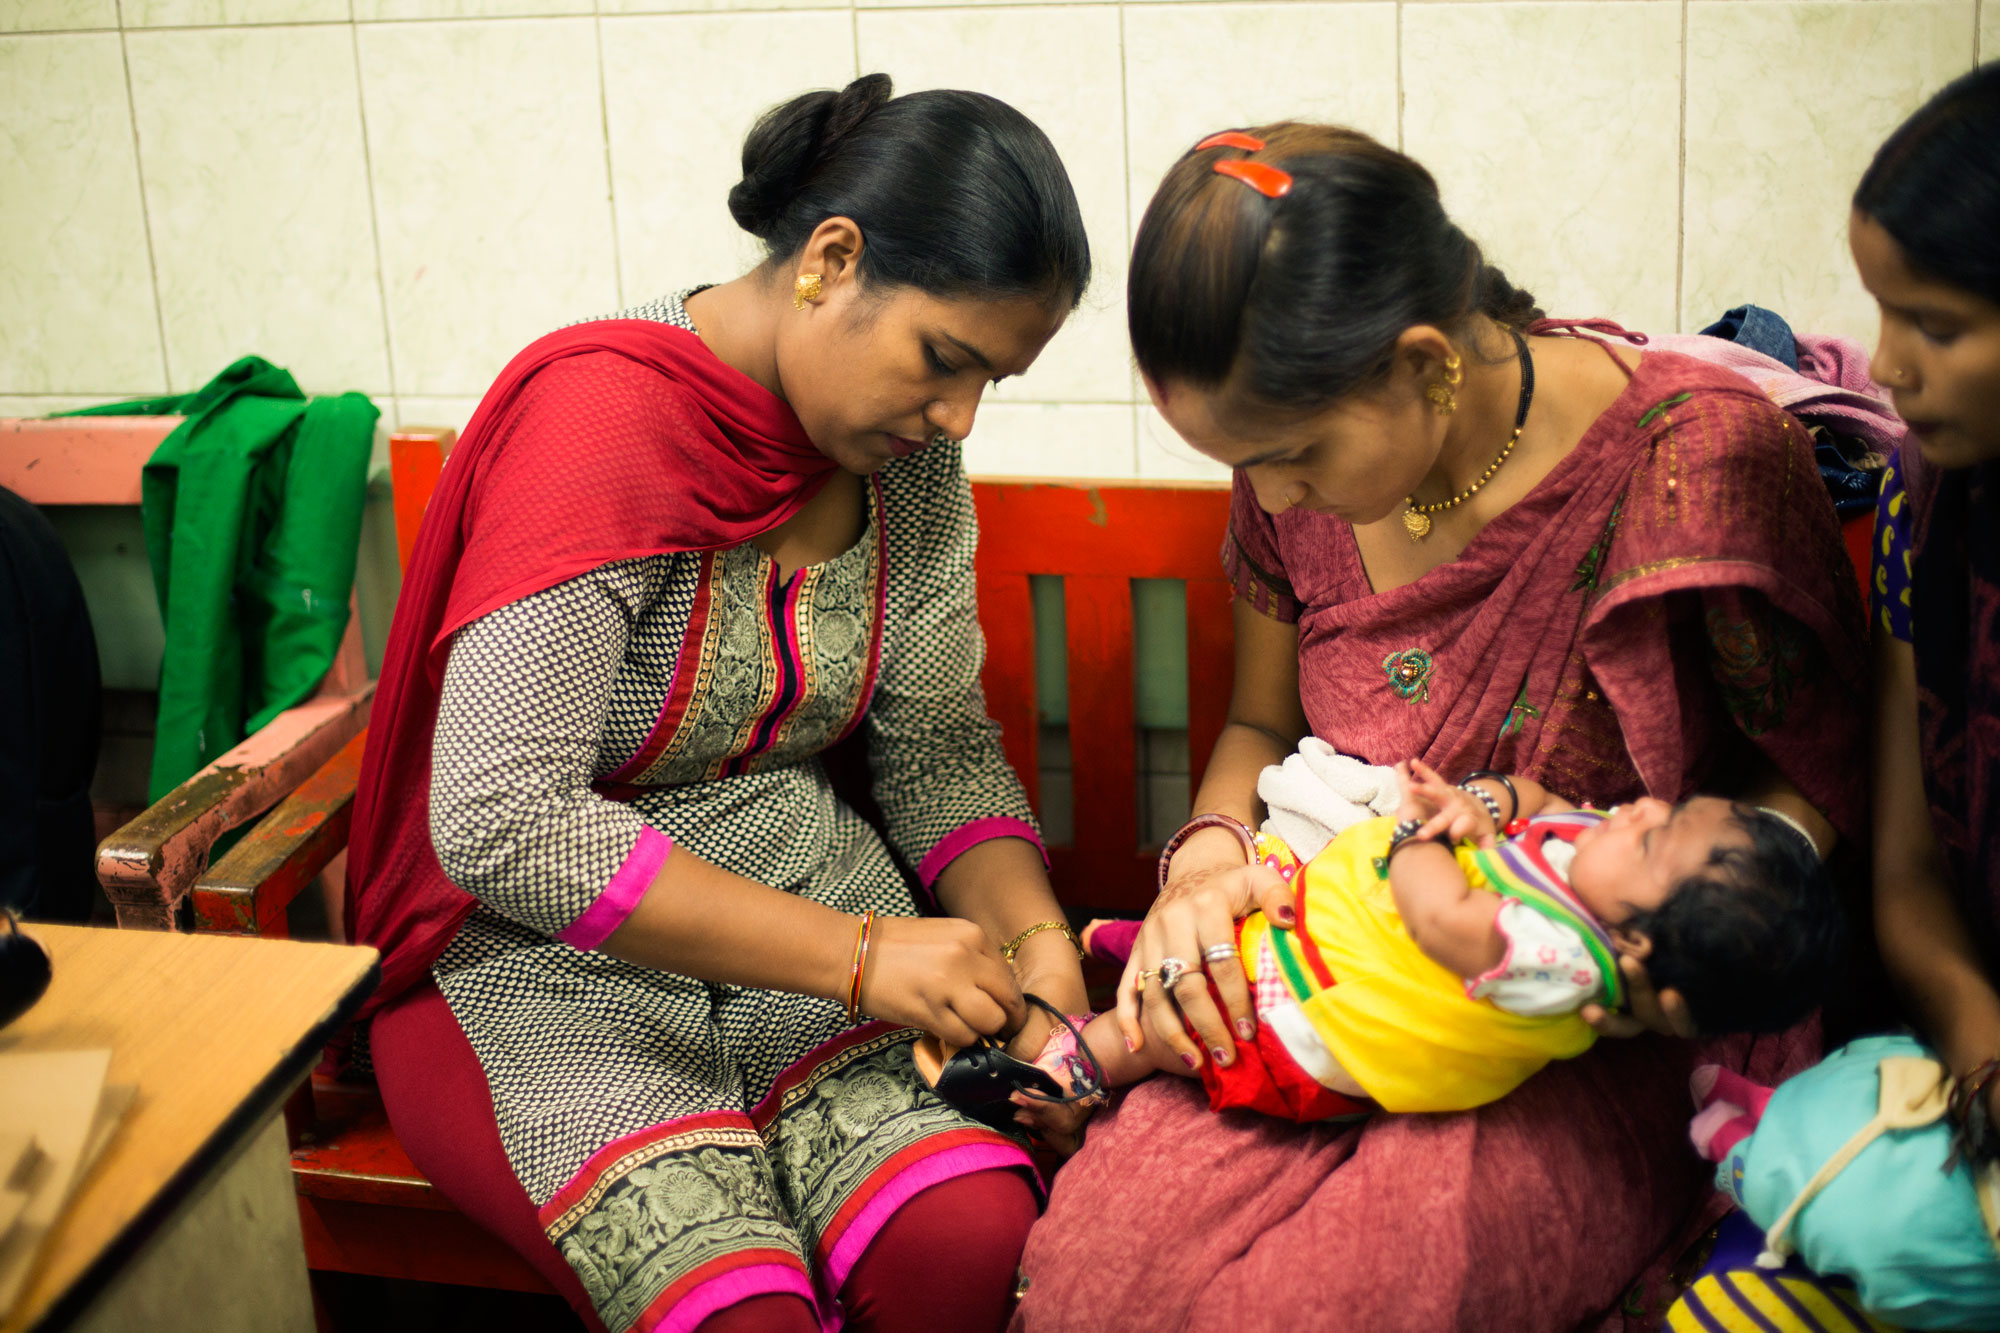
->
xmin=0 ymin=1049 xmax=114 ymax=1317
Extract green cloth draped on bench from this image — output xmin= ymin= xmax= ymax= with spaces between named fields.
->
xmin=64 ymin=358 xmax=378 ymax=799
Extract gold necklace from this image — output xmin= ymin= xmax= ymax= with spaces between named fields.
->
xmin=1403 ymin=329 xmax=1534 ymax=541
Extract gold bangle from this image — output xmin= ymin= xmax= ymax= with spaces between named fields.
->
xmin=1000 ymin=919 xmax=1082 ymax=963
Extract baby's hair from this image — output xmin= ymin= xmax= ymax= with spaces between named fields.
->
xmin=1620 ymin=804 xmax=1842 ymax=1035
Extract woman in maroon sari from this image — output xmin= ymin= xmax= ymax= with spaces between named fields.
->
xmin=1014 ymin=124 xmax=1867 ymax=1330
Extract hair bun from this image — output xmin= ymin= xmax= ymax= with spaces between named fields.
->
xmin=729 ymin=74 xmax=895 ymax=241
xmin=1476 ymin=262 xmax=1545 ymax=329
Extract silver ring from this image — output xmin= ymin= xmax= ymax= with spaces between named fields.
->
xmin=1157 ymin=957 xmax=1195 ymax=990
xmin=1202 ymin=943 xmax=1237 ymax=965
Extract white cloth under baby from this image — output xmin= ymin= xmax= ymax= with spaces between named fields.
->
xmin=1256 ymin=738 xmax=1402 ymax=862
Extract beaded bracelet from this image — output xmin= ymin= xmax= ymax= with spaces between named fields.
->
xmin=1157 ymin=813 xmax=1258 ymax=895
xmin=1461 ymin=770 xmax=1520 ymax=826
xmin=1456 ymin=782 xmax=1505 ymax=832
xmin=845 ymin=909 xmax=876 ymax=1023
xmin=1384 ymin=817 xmax=1441 ymax=866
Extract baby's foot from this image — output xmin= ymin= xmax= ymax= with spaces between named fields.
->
xmin=1080 ymin=919 xmax=1140 ymax=964
xmin=1687 ymin=1063 xmax=1774 ymax=1161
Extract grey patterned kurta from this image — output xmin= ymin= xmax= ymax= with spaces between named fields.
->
xmin=426 ymin=292 xmax=1043 ymax=1332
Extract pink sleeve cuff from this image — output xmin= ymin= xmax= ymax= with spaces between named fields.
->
xmin=558 ymin=826 xmax=673 ymax=951
xmin=915 ymin=816 xmax=1047 ymax=888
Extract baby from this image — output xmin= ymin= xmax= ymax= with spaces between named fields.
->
xmin=1013 ymin=759 xmax=1842 ymax=1132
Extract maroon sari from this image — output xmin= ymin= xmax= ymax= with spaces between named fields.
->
xmin=1014 ymin=345 xmax=1868 ymax=1331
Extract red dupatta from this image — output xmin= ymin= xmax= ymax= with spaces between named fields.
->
xmin=345 ymin=320 xmax=834 ymax=1023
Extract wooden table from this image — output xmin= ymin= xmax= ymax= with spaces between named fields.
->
xmin=0 ymin=924 xmax=377 ymax=1332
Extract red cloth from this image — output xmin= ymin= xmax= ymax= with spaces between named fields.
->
xmin=371 ymin=981 xmax=607 ymax=1329
xmin=344 ymin=322 xmax=833 ymax=1027
xmin=1019 ymin=340 xmax=1867 ymax=1332
xmin=1091 ymin=925 xmax=1371 ymax=1122
xmin=696 ymin=1171 xmax=1036 ymax=1332
xmin=836 ymin=1168 xmax=1038 ymax=1333
xmin=696 ymin=1295 xmax=818 ymax=1332
xmin=377 ymin=983 xmax=1037 ymax=1333
xmin=1197 ymin=1009 xmax=1371 ymax=1123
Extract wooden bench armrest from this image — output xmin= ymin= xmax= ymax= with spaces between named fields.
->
xmin=96 ymin=685 xmax=374 ymax=930
xmin=194 ymin=728 xmax=369 ymax=936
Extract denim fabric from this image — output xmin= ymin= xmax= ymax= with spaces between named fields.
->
xmin=1700 ymin=304 xmax=1801 ymax=369
xmin=1818 ymin=434 xmax=1884 ymax=517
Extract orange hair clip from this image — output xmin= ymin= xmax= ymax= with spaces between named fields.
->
xmin=1213 ymin=159 xmax=1293 ymax=199
xmin=1195 ymin=130 xmax=1265 ymax=152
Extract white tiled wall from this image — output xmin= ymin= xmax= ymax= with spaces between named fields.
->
xmin=3 ymin=0 xmax=1988 ymax=475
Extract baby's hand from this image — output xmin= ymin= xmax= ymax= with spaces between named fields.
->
xmin=1400 ymin=759 xmax=1501 ymax=847
xmin=1393 ymin=760 xmax=1440 ymax=825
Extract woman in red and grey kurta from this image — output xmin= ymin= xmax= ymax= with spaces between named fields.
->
xmin=1014 ymin=124 xmax=1869 ymax=1331
xmin=343 ymin=77 xmax=1093 ymax=1333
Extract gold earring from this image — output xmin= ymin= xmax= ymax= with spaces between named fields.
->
xmin=793 ymin=273 xmax=822 ymax=310
xmin=1424 ymin=353 xmax=1463 ymax=416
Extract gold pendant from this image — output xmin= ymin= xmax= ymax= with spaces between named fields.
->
xmin=1403 ymin=506 xmax=1432 ymax=540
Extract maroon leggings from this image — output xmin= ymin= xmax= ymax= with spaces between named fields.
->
xmin=372 ymin=983 xmax=1036 ymax=1332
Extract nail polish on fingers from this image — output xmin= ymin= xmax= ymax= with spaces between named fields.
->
xmin=1180 ymin=1052 xmax=1201 ymax=1070
xmin=1210 ymin=1046 xmax=1230 ymax=1067
xmin=1236 ymin=1019 xmax=1256 ymax=1041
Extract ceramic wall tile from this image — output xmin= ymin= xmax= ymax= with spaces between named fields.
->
xmin=1684 ymin=0 xmax=1975 ymax=343
xmin=358 ymin=18 xmax=619 ymax=398
xmin=393 ymin=395 xmax=482 ymax=435
xmin=603 ymin=12 xmax=855 ymax=303
xmin=0 ymin=34 xmax=164 ymax=396
xmin=125 ymin=0 xmax=348 ymax=25
xmin=960 ymin=402 xmax=1137 ymax=478
xmin=1137 ymin=405 xmax=1231 ymax=482
xmin=858 ymin=0 xmax=1094 ymax=11
xmin=1123 ymin=2 xmax=1398 ymax=242
xmin=602 ymin=0 xmax=841 ymax=14
xmin=128 ymin=26 xmax=390 ymax=396
xmin=1405 ymin=2 xmax=1681 ymax=334
xmin=1 ymin=0 xmax=117 ymax=32
xmin=0 ymin=396 xmax=111 ymax=416
xmin=354 ymin=0 xmax=592 ymax=21
xmin=858 ymin=6 xmax=1131 ymax=404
